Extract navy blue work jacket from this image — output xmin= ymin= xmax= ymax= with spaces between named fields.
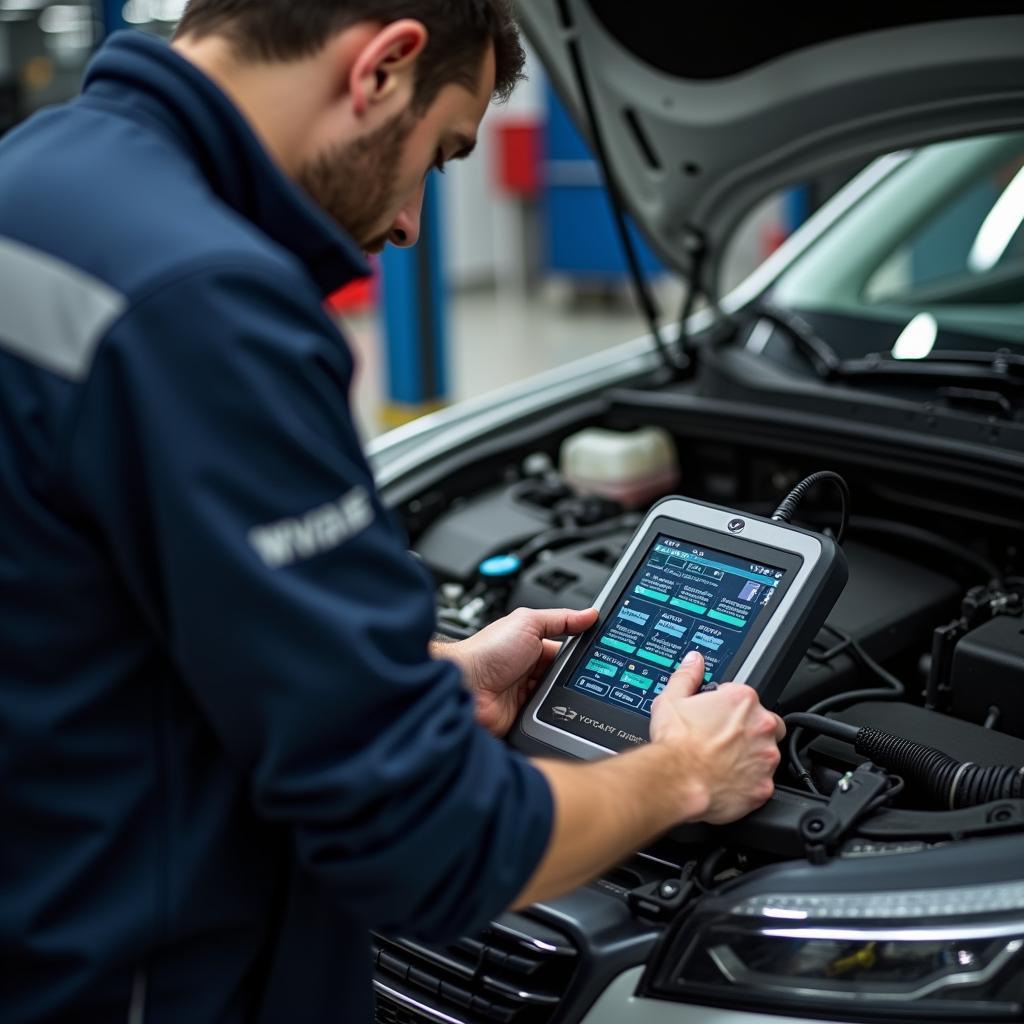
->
xmin=0 ymin=31 xmax=552 ymax=1024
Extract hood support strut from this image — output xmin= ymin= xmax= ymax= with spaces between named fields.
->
xmin=562 ymin=19 xmax=693 ymax=378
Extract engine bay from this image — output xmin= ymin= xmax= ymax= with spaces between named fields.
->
xmin=374 ymin=396 xmax=1024 ymax=1023
xmin=401 ymin=416 xmax=1024 ymax=846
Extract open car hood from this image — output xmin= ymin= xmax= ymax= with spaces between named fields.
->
xmin=516 ymin=2 xmax=1024 ymax=295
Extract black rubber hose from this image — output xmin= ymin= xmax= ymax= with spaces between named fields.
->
xmin=785 ymin=713 xmax=1024 ymax=810
xmin=853 ymin=728 xmax=1024 ymax=810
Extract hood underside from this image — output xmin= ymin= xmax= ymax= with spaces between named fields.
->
xmin=516 ymin=2 xmax=1024 ymax=294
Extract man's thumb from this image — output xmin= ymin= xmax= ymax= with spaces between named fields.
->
xmin=665 ymin=650 xmax=705 ymax=698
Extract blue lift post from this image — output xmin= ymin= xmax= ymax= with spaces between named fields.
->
xmin=785 ymin=186 xmax=811 ymax=235
xmin=379 ymin=173 xmax=449 ymax=429
xmin=543 ymin=83 xmax=662 ymax=281
xmin=98 ymin=0 xmax=126 ymax=35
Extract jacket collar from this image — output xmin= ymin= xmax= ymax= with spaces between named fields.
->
xmin=83 ymin=31 xmax=371 ymax=296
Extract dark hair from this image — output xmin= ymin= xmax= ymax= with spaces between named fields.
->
xmin=175 ymin=0 xmax=525 ymax=107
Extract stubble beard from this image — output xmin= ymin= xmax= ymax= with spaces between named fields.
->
xmin=297 ymin=109 xmax=415 ymax=253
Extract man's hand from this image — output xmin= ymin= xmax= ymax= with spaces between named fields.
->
xmin=435 ymin=607 xmax=598 ymax=737
xmin=650 ymin=651 xmax=785 ymax=824
xmin=515 ymin=652 xmax=784 ymax=908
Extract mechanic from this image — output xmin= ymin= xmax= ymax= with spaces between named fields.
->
xmin=0 ymin=2 xmax=784 ymax=1022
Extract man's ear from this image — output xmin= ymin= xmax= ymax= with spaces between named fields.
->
xmin=347 ymin=19 xmax=428 ymax=118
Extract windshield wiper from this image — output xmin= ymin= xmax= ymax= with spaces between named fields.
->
xmin=939 ymin=387 xmax=1016 ymax=420
xmin=751 ymin=304 xmax=844 ymax=379
xmin=753 ymin=303 xmax=1024 ymax=405
xmin=836 ymin=350 xmax=1024 ymax=410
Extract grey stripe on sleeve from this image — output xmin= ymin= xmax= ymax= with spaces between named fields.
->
xmin=0 ymin=236 xmax=127 ymax=380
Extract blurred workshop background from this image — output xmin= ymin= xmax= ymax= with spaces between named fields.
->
xmin=0 ymin=0 xmax=832 ymax=439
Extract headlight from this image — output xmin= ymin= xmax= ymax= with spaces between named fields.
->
xmin=647 ymin=880 xmax=1024 ymax=1020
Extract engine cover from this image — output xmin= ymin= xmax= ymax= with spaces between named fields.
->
xmin=950 ymin=614 xmax=1024 ymax=736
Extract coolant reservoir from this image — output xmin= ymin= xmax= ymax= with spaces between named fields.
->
xmin=559 ymin=427 xmax=680 ymax=509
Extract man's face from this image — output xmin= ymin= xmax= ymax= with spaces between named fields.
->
xmin=298 ymin=44 xmax=496 ymax=254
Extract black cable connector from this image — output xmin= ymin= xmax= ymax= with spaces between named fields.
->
xmin=772 ymin=471 xmax=850 ymax=545
xmin=786 ymin=712 xmax=1024 ymax=811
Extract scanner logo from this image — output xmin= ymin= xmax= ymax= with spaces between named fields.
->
xmin=728 ymin=518 xmax=746 ymax=534
xmin=551 ymin=706 xmax=578 ymax=722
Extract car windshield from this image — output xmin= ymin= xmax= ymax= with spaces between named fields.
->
xmin=768 ymin=131 xmax=1024 ymax=359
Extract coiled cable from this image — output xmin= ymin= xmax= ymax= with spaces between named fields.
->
xmin=772 ymin=471 xmax=850 ymax=545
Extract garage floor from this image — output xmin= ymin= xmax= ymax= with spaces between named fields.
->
xmin=340 ymin=278 xmax=686 ymax=440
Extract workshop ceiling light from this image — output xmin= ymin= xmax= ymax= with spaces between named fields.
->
xmin=891 ymin=312 xmax=937 ymax=361
xmin=968 ymin=164 xmax=1024 ymax=273
xmin=38 ymin=3 xmax=89 ymax=33
xmin=122 ymin=0 xmax=185 ymax=24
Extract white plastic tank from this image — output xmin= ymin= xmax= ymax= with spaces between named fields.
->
xmin=559 ymin=427 xmax=680 ymax=509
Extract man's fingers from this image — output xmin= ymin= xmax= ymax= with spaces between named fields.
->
xmin=773 ymin=713 xmax=787 ymax=742
xmin=560 ymin=608 xmax=598 ymax=636
xmin=663 ymin=651 xmax=705 ymax=699
xmin=526 ymin=642 xmax=561 ymax=689
xmin=535 ymin=638 xmax=562 ymax=672
xmin=524 ymin=607 xmax=598 ymax=639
